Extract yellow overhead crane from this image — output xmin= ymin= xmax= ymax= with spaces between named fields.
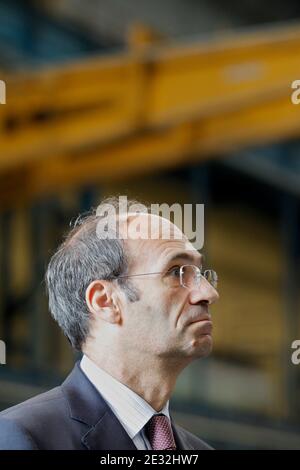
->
xmin=0 ymin=21 xmax=300 ymax=208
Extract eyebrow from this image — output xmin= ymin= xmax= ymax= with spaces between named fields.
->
xmin=162 ymin=251 xmax=204 ymax=269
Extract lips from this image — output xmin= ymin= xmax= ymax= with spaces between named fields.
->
xmin=183 ymin=310 xmax=212 ymax=331
xmin=190 ymin=320 xmax=213 ymax=335
xmin=187 ymin=312 xmax=211 ymax=324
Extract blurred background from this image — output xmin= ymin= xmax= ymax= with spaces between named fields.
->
xmin=0 ymin=0 xmax=300 ymax=450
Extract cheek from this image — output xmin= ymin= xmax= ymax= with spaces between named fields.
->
xmin=125 ymin=286 xmax=188 ymax=332
xmin=169 ymin=289 xmax=189 ymax=313
xmin=151 ymin=290 xmax=189 ymax=334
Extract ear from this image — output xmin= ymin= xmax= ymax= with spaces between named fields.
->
xmin=85 ymin=280 xmax=121 ymax=324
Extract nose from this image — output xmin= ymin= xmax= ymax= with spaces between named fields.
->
xmin=188 ymin=277 xmax=220 ymax=306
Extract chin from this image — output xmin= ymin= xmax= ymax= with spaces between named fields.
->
xmin=183 ymin=335 xmax=213 ymax=358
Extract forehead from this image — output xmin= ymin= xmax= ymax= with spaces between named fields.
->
xmin=121 ymin=213 xmax=201 ymax=269
xmin=119 ymin=212 xmax=183 ymax=238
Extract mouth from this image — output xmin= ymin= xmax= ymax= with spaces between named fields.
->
xmin=176 ymin=308 xmax=212 ymax=330
xmin=189 ymin=319 xmax=213 ymax=335
xmin=187 ymin=312 xmax=211 ymax=324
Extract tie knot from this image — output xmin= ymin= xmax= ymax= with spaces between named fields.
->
xmin=145 ymin=414 xmax=177 ymax=450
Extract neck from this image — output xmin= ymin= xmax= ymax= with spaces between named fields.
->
xmin=83 ymin=345 xmax=187 ymax=411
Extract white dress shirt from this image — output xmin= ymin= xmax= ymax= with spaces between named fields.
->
xmin=80 ymin=354 xmax=170 ymax=450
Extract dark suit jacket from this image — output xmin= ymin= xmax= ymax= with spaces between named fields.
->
xmin=0 ymin=362 xmax=212 ymax=450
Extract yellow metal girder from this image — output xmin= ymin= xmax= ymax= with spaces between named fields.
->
xmin=0 ymin=21 xmax=300 ymax=206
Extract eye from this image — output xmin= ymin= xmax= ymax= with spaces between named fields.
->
xmin=167 ymin=266 xmax=181 ymax=277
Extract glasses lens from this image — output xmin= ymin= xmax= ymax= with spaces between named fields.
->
xmin=181 ymin=265 xmax=200 ymax=289
xmin=181 ymin=266 xmax=218 ymax=289
xmin=203 ymin=270 xmax=218 ymax=289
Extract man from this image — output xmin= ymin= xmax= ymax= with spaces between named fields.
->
xmin=0 ymin=197 xmax=219 ymax=450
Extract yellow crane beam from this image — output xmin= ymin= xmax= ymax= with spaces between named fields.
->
xmin=0 ymin=21 xmax=300 ymax=207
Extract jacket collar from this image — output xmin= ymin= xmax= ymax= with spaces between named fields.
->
xmin=61 ymin=361 xmax=189 ymax=450
xmin=61 ymin=362 xmax=137 ymax=450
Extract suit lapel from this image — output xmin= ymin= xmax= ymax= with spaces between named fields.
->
xmin=62 ymin=362 xmax=137 ymax=450
xmin=172 ymin=420 xmax=195 ymax=450
xmin=82 ymin=408 xmax=137 ymax=450
xmin=62 ymin=362 xmax=194 ymax=451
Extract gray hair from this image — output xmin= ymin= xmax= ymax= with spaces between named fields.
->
xmin=45 ymin=196 xmax=143 ymax=351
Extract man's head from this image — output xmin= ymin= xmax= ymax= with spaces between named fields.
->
xmin=46 ymin=197 xmax=219 ymax=368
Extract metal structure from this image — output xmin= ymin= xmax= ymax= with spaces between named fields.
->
xmin=0 ymin=21 xmax=300 ymax=208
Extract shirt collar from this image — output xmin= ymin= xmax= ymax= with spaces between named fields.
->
xmin=80 ymin=354 xmax=170 ymax=440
